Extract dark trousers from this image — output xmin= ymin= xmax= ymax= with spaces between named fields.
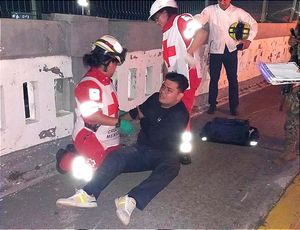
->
xmin=83 ymin=144 xmax=180 ymax=210
xmin=209 ymin=46 xmax=239 ymax=111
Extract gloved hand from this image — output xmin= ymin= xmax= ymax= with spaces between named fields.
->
xmin=185 ymin=52 xmax=197 ymax=68
xmin=119 ymin=119 xmax=134 ymax=135
xmin=119 ymin=110 xmax=126 ymax=117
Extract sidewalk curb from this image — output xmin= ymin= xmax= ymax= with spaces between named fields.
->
xmin=258 ymin=173 xmax=300 ymax=229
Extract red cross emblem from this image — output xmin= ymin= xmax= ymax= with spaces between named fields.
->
xmin=108 ymin=92 xmax=118 ymax=117
xmin=162 ymin=40 xmax=176 ymax=68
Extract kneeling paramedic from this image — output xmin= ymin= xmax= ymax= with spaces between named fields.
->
xmin=56 ymin=35 xmax=133 ymax=182
xmin=56 ymin=72 xmax=190 ymax=226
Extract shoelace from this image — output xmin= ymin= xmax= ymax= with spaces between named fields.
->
xmin=74 ymin=189 xmax=88 ymax=203
xmin=118 ymin=197 xmax=135 ymax=215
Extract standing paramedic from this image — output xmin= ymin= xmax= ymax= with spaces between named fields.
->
xmin=56 ymin=72 xmax=189 ymax=226
xmin=188 ymin=0 xmax=258 ymax=115
xmin=148 ymin=0 xmax=208 ymax=161
xmin=56 ymin=35 xmax=133 ymax=181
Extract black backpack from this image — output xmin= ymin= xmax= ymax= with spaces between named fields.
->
xmin=199 ymin=117 xmax=259 ymax=146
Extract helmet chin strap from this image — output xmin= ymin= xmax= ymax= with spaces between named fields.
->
xmin=102 ymin=61 xmax=109 ymax=72
xmin=101 ymin=59 xmax=114 ymax=72
xmin=102 ymin=64 xmax=108 ymax=72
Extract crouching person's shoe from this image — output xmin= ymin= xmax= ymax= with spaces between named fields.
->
xmin=115 ymin=195 xmax=136 ymax=225
xmin=56 ymin=189 xmax=97 ymax=208
xmin=180 ymin=154 xmax=192 ymax=165
xmin=207 ymin=105 xmax=216 ymax=114
xmin=230 ymin=109 xmax=239 ymax=116
xmin=56 ymin=148 xmax=74 ymax=174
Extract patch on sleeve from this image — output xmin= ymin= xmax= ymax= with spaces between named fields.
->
xmin=89 ymin=88 xmax=100 ymax=100
xmin=181 ymin=14 xmax=192 ymax=22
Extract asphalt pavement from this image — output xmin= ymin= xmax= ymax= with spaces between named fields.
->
xmin=0 ymin=85 xmax=299 ymax=229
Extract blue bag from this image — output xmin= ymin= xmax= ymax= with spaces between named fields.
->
xmin=200 ymin=117 xmax=259 ymax=146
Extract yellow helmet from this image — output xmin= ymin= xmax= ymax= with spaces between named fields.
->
xmin=228 ymin=21 xmax=250 ymax=41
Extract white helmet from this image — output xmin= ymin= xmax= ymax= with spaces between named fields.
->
xmin=93 ymin=35 xmax=127 ymax=65
xmin=148 ymin=0 xmax=178 ymax=20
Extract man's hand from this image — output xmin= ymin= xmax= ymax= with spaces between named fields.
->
xmin=240 ymin=40 xmax=251 ymax=50
xmin=288 ymin=36 xmax=299 ymax=46
xmin=185 ymin=52 xmax=197 ymax=68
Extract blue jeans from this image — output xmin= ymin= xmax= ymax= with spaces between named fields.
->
xmin=83 ymin=143 xmax=181 ymax=210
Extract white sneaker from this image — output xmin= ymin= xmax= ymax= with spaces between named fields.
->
xmin=115 ymin=195 xmax=136 ymax=225
xmin=56 ymin=189 xmax=97 ymax=208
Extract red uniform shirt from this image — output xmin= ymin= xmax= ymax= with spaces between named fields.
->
xmin=73 ymin=68 xmax=119 ymax=150
xmin=162 ymin=14 xmax=202 ymax=112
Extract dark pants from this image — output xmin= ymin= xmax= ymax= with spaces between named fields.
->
xmin=209 ymin=46 xmax=239 ymax=111
xmin=83 ymin=144 xmax=180 ymax=210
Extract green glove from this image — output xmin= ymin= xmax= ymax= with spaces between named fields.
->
xmin=119 ymin=110 xmax=126 ymax=117
xmin=119 ymin=119 xmax=134 ymax=135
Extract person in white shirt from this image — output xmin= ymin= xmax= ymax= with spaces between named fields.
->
xmin=188 ymin=0 xmax=258 ymax=115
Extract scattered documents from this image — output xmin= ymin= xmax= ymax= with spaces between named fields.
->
xmin=259 ymin=62 xmax=300 ymax=85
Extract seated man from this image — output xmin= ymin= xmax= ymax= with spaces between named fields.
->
xmin=56 ymin=72 xmax=190 ymax=225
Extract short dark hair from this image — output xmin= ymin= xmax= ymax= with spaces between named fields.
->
xmin=165 ymin=72 xmax=189 ymax=92
xmin=162 ymin=7 xmax=178 ymax=17
xmin=83 ymin=46 xmax=115 ymax=68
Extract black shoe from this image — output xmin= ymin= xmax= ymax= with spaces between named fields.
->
xmin=66 ymin=144 xmax=77 ymax=153
xmin=230 ymin=109 xmax=238 ymax=116
xmin=56 ymin=149 xmax=70 ymax=174
xmin=180 ymin=154 xmax=192 ymax=165
xmin=207 ymin=105 xmax=216 ymax=114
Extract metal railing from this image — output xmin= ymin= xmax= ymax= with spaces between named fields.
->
xmin=0 ymin=0 xmax=299 ymax=22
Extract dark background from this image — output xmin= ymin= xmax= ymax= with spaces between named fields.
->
xmin=0 ymin=0 xmax=298 ymax=22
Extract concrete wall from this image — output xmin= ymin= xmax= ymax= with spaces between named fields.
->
xmin=114 ymin=49 xmax=163 ymax=111
xmin=108 ymin=19 xmax=162 ymax=52
xmin=255 ymin=22 xmax=296 ymax=39
xmin=0 ymin=14 xmax=296 ymax=156
xmin=0 ymin=19 xmax=68 ymax=59
xmin=0 ymin=56 xmax=73 ymax=155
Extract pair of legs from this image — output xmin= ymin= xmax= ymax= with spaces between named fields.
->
xmin=83 ymin=143 xmax=180 ymax=210
xmin=274 ymin=111 xmax=299 ymax=165
xmin=275 ymin=112 xmax=299 ymax=164
xmin=208 ymin=46 xmax=239 ymax=114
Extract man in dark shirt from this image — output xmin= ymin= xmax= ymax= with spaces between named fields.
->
xmin=56 ymin=72 xmax=189 ymax=225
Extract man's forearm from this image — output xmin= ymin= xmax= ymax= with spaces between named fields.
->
xmin=122 ymin=106 xmax=144 ymax=121
xmin=187 ymin=28 xmax=208 ymax=54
